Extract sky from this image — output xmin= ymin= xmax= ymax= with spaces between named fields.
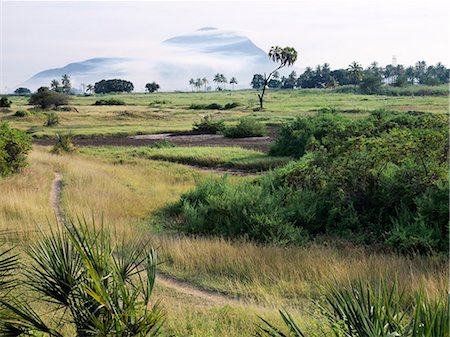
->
xmin=1 ymin=0 xmax=449 ymax=91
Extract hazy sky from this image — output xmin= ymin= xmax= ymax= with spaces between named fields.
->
xmin=1 ymin=0 xmax=449 ymax=90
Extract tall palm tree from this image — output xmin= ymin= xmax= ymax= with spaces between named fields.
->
xmin=50 ymin=79 xmax=60 ymax=91
xmin=202 ymin=77 xmax=209 ymax=91
xmin=189 ymin=78 xmax=195 ymax=91
xmin=86 ymin=84 xmax=94 ymax=94
xmin=213 ymin=73 xmax=222 ymax=90
xmin=347 ymin=61 xmax=363 ymax=86
xmin=61 ymin=74 xmax=71 ymax=93
xmin=229 ymin=77 xmax=237 ymax=90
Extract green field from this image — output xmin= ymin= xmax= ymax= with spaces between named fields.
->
xmin=2 ymin=89 xmax=448 ymax=138
xmin=0 ymin=89 xmax=448 ymax=336
xmin=81 ymin=146 xmax=290 ymax=171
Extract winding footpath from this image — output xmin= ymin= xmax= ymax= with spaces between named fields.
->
xmin=49 ymin=172 xmax=250 ymax=307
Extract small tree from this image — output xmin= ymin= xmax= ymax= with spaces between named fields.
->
xmin=29 ymin=87 xmax=70 ymax=109
xmin=145 ymin=82 xmax=160 ymax=93
xmin=257 ymin=46 xmax=298 ymax=109
xmin=0 ymin=97 xmax=11 ymax=108
xmin=0 ymin=122 xmax=31 ymax=176
xmin=14 ymin=87 xmax=31 ymax=96
xmin=251 ymin=74 xmax=265 ymax=89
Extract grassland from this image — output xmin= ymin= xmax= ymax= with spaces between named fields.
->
xmin=1 ymin=89 xmax=448 ymax=336
xmin=2 ymin=90 xmax=448 ymax=139
xmin=1 ymin=144 xmax=446 ymax=336
xmin=81 ymin=146 xmax=290 ymax=171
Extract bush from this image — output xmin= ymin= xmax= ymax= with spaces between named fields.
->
xmin=172 ymin=176 xmax=308 ymax=245
xmin=359 ymin=74 xmax=383 ymax=94
xmin=51 ymin=134 xmax=76 ymax=154
xmin=0 ymin=122 xmax=31 ymax=176
xmin=93 ymin=98 xmax=126 ymax=105
xmin=29 ymin=87 xmax=70 ymax=109
xmin=188 ymin=102 xmax=240 ymax=110
xmin=0 ymin=97 xmax=11 ymax=108
xmin=148 ymin=139 xmax=176 ymax=149
xmin=14 ymin=110 xmax=30 ymax=117
xmin=223 ymin=118 xmax=267 ymax=138
xmin=171 ymin=112 xmax=449 ymax=253
xmin=44 ymin=112 xmax=59 ymax=127
xmin=192 ymin=115 xmax=225 ymax=134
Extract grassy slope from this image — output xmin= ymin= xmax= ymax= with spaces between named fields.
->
xmin=3 ymin=90 xmax=448 ymax=138
xmin=1 ymin=146 xmax=446 ymax=335
xmin=81 ymin=146 xmax=290 ymax=171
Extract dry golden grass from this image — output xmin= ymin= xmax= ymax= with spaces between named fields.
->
xmin=1 ymin=145 xmax=447 ymax=336
xmin=152 ymin=235 xmax=447 ymax=307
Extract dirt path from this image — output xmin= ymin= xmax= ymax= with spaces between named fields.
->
xmin=50 ymin=172 xmax=64 ymax=223
xmin=156 ymin=272 xmax=251 ymax=306
xmin=48 ymin=172 xmax=249 ymax=307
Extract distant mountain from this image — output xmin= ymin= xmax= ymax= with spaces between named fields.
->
xmin=163 ymin=27 xmax=268 ymax=58
xmin=20 ymin=28 xmax=295 ymax=92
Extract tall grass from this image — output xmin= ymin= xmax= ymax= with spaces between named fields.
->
xmin=152 ymin=235 xmax=446 ymax=306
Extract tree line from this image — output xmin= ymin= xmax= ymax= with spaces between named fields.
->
xmin=189 ymin=74 xmax=238 ymax=91
xmin=251 ymin=61 xmax=450 ymax=90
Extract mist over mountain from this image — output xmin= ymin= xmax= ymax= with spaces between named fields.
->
xmin=19 ymin=28 xmax=285 ymax=92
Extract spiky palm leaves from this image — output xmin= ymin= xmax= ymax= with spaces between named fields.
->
xmin=0 ymin=219 xmax=163 ymax=336
xmin=257 ymin=280 xmax=449 ymax=337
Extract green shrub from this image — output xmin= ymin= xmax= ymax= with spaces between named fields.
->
xmin=29 ymin=87 xmax=70 ymax=109
xmin=223 ymin=118 xmax=267 ymax=138
xmin=148 ymin=139 xmax=176 ymax=149
xmin=172 ymin=176 xmax=308 ymax=245
xmin=188 ymin=102 xmax=240 ymax=110
xmin=172 ymin=112 xmax=449 ymax=253
xmin=44 ymin=112 xmax=59 ymax=126
xmin=93 ymin=98 xmax=126 ymax=105
xmin=0 ymin=122 xmax=31 ymax=176
xmin=14 ymin=110 xmax=30 ymax=117
xmin=0 ymin=97 xmax=11 ymax=108
xmin=192 ymin=115 xmax=225 ymax=134
xmin=51 ymin=134 xmax=77 ymax=154
xmin=223 ymin=102 xmax=240 ymax=109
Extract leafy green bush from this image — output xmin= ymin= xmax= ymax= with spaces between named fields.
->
xmin=171 ymin=112 xmax=449 ymax=253
xmin=29 ymin=87 xmax=70 ymax=109
xmin=148 ymin=139 xmax=176 ymax=149
xmin=188 ymin=102 xmax=240 ymax=110
xmin=44 ymin=112 xmax=59 ymax=126
xmin=192 ymin=115 xmax=225 ymax=134
xmin=223 ymin=118 xmax=267 ymax=138
xmin=14 ymin=110 xmax=31 ymax=117
xmin=171 ymin=176 xmax=308 ymax=245
xmin=0 ymin=122 xmax=31 ymax=176
xmin=93 ymin=98 xmax=126 ymax=105
xmin=0 ymin=97 xmax=11 ymax=108
xmin=51 ymin=134 xmax=77 ymax=154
